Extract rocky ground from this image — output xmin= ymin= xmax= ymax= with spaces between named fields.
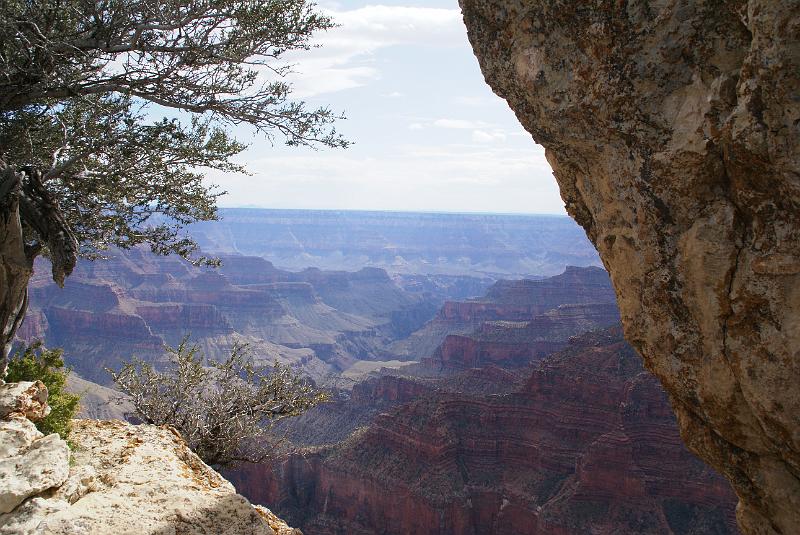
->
xmin=0 ymin=381 xmax=299 ymax=535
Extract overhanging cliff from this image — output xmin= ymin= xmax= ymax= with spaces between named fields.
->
xmin=458 ymin=1 xmax=799 ymax=533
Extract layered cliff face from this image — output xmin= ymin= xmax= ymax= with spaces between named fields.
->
xmin=0 ymin=381 xmax=299 ymax=535
xmin=392 ymin=266 xmax=617 ymax=359
xmin=458 ymin=2 xmax=800 ymax=533
xmin=19 ymin=250 xmax=443 ymax=384
xmin=230 ymin=329 xmax=738 ymax=534
xmin=427 ymin=302 xmax=620 ymax=370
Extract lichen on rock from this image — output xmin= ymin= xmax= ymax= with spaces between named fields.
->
xmin=458 ymin=1 xmax=800 ymax=534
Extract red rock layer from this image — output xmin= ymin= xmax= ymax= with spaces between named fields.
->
xmin=231 ymin=328 xmax=738 ymax=535
xmin=135 ymin=304 xmax=234 ymax=335
xmin=399 ymin=266 xmax=619 ymax=360
xmin=424 ymin=302 xmax=620 ymax=370
xmin=43 ymin=307 xmax=162 ymax=350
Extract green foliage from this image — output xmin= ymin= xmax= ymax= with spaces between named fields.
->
xmin=0 ymin=96 xmax=242 ymax=265
xmin=0 ymin=0 xmax=347 ymax=266
xmin=109 ymin=338 xmax=328 ymax=467
xmin=6 ymin=343 xmax=80 ymax=441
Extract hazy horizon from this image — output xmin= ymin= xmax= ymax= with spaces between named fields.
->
xmin=214 ymin=206 xmax=571 ymax=217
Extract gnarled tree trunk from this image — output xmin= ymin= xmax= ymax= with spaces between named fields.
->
xmin=0 ymin=163 xmax=77 ymax=378
xmin=0 ymin=166 xmax=33 ymax=377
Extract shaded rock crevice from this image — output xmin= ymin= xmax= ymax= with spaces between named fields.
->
xmin=459 ymin=1 xmax=800 ymax=533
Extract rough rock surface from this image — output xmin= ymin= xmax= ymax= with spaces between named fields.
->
xmin=459 ymin=2 xmax=800 ymax=533
xmin=0 ymin=381 xmax=299 ymax=535
xmin=0 ymin=419 xmax=296 ymax=534
xmin=0 ymin=382 xmax=70 ymax=515
xmin=0 ymin=381 xmax=50 ymax=420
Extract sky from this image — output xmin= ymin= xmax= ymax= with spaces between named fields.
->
xmin=205 ymin=0 xmax=565 ymax=215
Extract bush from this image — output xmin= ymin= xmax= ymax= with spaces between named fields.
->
xmin=6 ymin=343 xmax=80 ymax=441
xmin=108 ymin=338 xmax=328 ymax=468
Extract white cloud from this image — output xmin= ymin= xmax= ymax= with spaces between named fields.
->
xmin=433 ymin=118 xmax=491 ymax=130
xmin=408 ymin=123 xmax=424 ymax=130
xmin=208 ymin=141 xmax=561 ymax=214
xmin=472 ymin=130 xmax=507 ymax=143
xmin=454 ymin=96 xmax=501 ymax=107
xmin=384 ymin=91 xmax=404 ymax=98
xmin=280 ymin=6 xmax=465 ymax=98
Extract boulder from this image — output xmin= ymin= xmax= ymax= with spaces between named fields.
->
xmin=0 ymin=432 xmax=70 ymax=513
xmin=0 ymin=381 xmax=49 ymax=420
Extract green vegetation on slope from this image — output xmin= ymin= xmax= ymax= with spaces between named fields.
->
xmin=7 ymin=343 xmax=80 ymax=441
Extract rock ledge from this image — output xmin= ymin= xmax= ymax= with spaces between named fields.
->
xmin=0 ymin=381 xmax=300 ymax=535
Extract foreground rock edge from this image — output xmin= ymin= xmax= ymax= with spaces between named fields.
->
xmin=0 ymin=381 xmax=301 ymax=535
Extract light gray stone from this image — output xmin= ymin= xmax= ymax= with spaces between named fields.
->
xmin=0 ymin=433 xmax=70 ymax=513
xmin=14 ymin=419 xmax=279 ymax=535
xmin=0 ymin=417 xmax=41 ymax=458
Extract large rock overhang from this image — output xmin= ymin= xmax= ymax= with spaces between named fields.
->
xmin=458 ymin=1 xmax=800 ymax=533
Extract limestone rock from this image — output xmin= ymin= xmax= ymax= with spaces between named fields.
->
xmin=0 ymin=496 xmax=70 ymax=535
xmin=0 ymin=432 xmax=70 ymax=513
xmin=0 ymin=381 xmax=49 ymax=420
xmin=0 ymin=381 xmax=71 ymax=515
xmin=0 ymin=419 xmax=280 ymax=535
xmin=254 ymin=506 xmax=304 ymax=535
xmin=0 ymin=417 xmax=41 ymax=458
xmin=458 ymin=1 xmax=800 ymax=533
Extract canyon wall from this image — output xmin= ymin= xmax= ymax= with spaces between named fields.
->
xmin=19 ymin=251 xmax=443 ymax=384
xmin=458 ymin=1 xmax=800 ymax=533
xmin=231 ymin=329 xmax=738 ymax=534
xmin=392 ymin=266 xmax=617 ymax=360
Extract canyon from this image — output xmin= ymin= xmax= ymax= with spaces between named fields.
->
xmin=226 ymin=268 xmax=738 ymax=534
xmin=458 ymin=1 xmax=800 ymax=533
xmin=229 ymin=329 xmax=738 ymax=535
xmin=189 ymin=209 xmax=601 ymax=278
xmin=15 ymin=211 xmax=749 ymax=534
xmin=18 ymin=248 xmax=463 ymax=385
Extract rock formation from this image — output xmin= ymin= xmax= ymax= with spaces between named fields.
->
xmin=19 ymin=250 xmax=438 ymax=384
xmin=458 ymin=2 xmax=800 ymax=532
xmin=392 ymin=266 xmax=617 ymax=359
xmin=426 ymin=302 xmax=619 ymax=370
xmin=230 ymin=328 xmax=738 ymax=534
xmin=0 ymin=381 xmax=300 ymax=535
